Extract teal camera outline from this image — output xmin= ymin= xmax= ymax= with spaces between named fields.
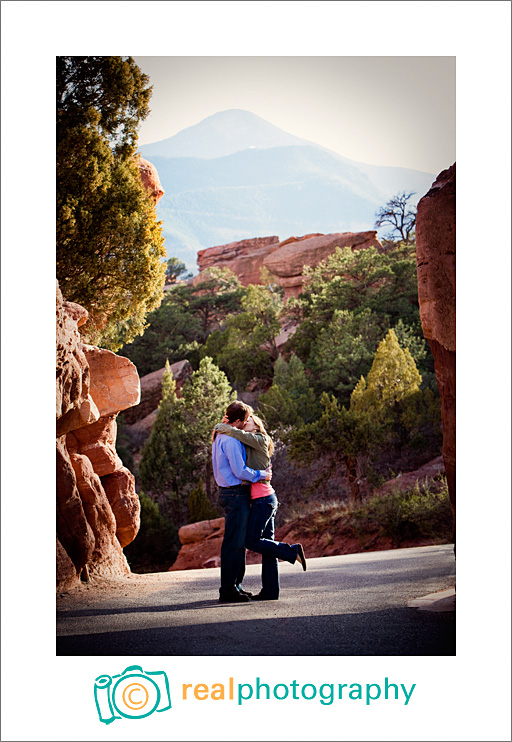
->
xmin=94 ymin=665 xmax=171 ymax=724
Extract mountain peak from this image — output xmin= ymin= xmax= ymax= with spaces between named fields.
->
xmin=140 ymin=109 xmax=311 ymax=160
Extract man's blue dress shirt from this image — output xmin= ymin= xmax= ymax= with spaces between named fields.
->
xmin=212 ymin=434 xmax=267 ymax=487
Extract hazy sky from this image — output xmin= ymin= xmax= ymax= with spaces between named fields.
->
xmin=134 ymin=56 xmax=455 ymax=175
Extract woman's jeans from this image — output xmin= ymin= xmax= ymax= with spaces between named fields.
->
xmin=219 ymin=485 xmax=251 ymax=598
xmin=246 ymin=494 xmax=298 ymax=599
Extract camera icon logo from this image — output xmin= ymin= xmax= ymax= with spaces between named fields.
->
xmin=94 ymin=665 xmax=171 ymax=724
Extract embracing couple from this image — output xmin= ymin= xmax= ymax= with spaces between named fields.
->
xmin=212 ymin=401 xmax=307 ymax=603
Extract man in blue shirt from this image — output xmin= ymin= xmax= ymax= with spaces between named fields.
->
xmin=212 ymin=401 xmax=270 ymax=602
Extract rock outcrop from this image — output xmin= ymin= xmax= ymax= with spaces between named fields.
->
xmin=416 ymin=164 xmax=456 ymax=536
xmin=169 ymin=518 xmax=225 ymax=571
xmin=196 ymin=231 xmax=382 ymax=300
xmin=196 ymin=236 xmax=280 ymax=287
xmin=263 ymin=231 xmax=382 ymax=300
xmin=136 ymin=155 xmax=165 ymax=204
xmin=56 ymin=282 xmax=142 ymax=591
xmin=169 ymin=517 xmax=263 ymax=572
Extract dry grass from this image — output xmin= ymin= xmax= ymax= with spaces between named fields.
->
xmin=281 ymin=476 xmax=452 ymax=546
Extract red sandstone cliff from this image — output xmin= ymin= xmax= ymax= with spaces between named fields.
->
xmin=264 ymin=231 xmax=382 ymax=299
xmin=56 ymin=285 xmax=142 ymax=591
xmin=196 ymin=231 xmax=382 ymax=300
xmin=416 ymin=164 xmax=456 ymax=536
xmin=196 ymin=236 xmax=280 ymax=287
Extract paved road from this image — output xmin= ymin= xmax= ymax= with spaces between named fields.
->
xmin=57 ymin=545 xmax=455 ymax=656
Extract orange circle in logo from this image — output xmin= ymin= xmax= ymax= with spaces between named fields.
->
xmin=122 ymin=682 xmax=149 ymax=710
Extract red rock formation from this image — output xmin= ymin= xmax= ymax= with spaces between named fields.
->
xmin=416 ymin=164 xmax=456 ymax=537
xmin=56 ymin=536 xmax=80 ymax=592
xmin=263 ymin=231 xmax=382 ymax=300
xmin=69 ymin=453 xmax=126 ymax=570
xmin=169 ymin=518 xmax=225 ymax=571
xmin=179 ymin=518 xmax=225 ymax=545
xmin=67 ymin=416 xmax=123 ymax=477
xmin=56 ymin=436 xmax=95 ymax=572
xmin=136 ymin=155 xmax=165 ymax=204
xmin=169 ymin=517 xmax=265 ymax=572
xmin=372 ymin=456 xmax=445 ymax=497
xmin=195 ymin=231 xmax=382 ymax=301
xmin=56 ymin=283 xmax=142 ymax=590
xmin=62 ymin=300 xmax=89 ymax=327
xmin=101 ymin=468 xmax=141 ymax=548
xmin=196 ymin=236 xmax=280 ymax=287
xmin=56 ymin=282 xmax=99 ymax=437
xmin=83 ymin=345 xmax=140 ymax=418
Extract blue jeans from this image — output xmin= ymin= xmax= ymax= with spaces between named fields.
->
xmin=246 ymin=494 xmax=298 ymax=599
xmin=219 ymin=485 xmax=251 ymax=597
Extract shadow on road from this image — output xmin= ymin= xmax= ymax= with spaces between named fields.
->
xmin=57 ymin=553 xmax=455 ymax=620
xmin=57 ymin=600 xmax=253 ymax=618
xmin=57 ymin=606 xmax=455 ymax=657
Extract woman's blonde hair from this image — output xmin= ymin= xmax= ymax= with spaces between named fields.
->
xmin=251 ymin=414 xmax=274 ymax=456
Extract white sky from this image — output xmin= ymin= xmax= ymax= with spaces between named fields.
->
xmin=133 ymin=56 xmax=455 ymax=174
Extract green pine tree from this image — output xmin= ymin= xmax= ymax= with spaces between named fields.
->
xmin=56 ymin=56 xmax=166 ymax=350
xmin=139 ymin=362 xmax=193 ymax=518
xmin=180 ymin=357 xmax=237 ymax=501
xmin=350 ymin=328 xmax=422 ymax=415
xmin=202 ymin=283 xmax=283 ymax=387
xmin=259 ymin=354 xmax=317 ymax=429
xmin=286 ymin=242 xmax=432 ymax=398
xmin=289 ymin=331 xmax=437 ymax=501
xmin=188 ymin=481 xmax=219 ymax=523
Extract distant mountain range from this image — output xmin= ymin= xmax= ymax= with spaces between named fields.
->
xmin=139 ymin=109 xmax=436 ymax=272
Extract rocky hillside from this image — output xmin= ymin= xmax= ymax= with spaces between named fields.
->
xmin=196 ymin=230 xmax=382 ymax=300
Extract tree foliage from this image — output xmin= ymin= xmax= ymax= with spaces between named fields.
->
xmin=123 ymin=490 xmax=179 ymax=573
xmin=184 ymin=268 xmax=246 ymax=344
xmin=289 ymin=392 xmax=377 ymax=502
xmin=187 ymin=481 xmax=219 ymax=523
xmin=201 ymin=283 xmax=283 ymax=386
xmin=180 ymin=357 xmax=237 ymax=501
xmin=56 ymin=56 xmax=166 ymax=350
xmin=119 ymin=292 xmax=202 ymax=376
xmin=306 ymin=307 xmax=385 ymax=402
xmin=165 ymin=257 xmax=192 ymax=284
xmin=374 ymin=191 xmax=417 ymax=243
xmin=138 ymin=364 xmax=193 ymax=516
xmin=139 ymin=358 xmax=236 ymax=518
xmin=289 ymin=329 xmax=441 ymax=501
xmin=119 ymin=266 xmax=246 ymax=374
xmin=350 ymin=329 xmax=422 ymax=416
xmin=286 ymin=243 xmax=428 ymax=405
xmin=259 ymin=354 xmax=317 ymax=430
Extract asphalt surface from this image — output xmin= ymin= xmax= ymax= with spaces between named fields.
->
xmin=56 ymin=544 xmax=455 ymax=656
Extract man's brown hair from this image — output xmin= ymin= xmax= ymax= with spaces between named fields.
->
xmin=225 ymin=401 xmax=253 ymax=423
